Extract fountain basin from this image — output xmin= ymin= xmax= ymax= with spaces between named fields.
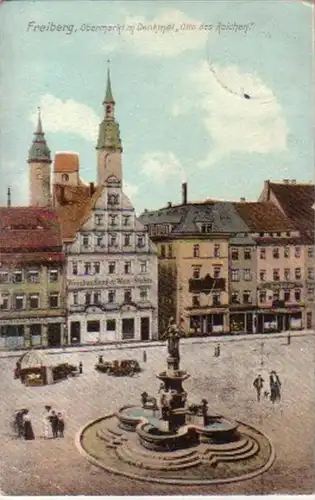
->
xmin=136 ymin=419 xmax=192 ymax=452
xmin=194 ymin=418 xmax=239 ymax=444
xmin=157 ymin=370 xmax=190 ymax=382
xmin=116 ymin=405 xmax=158 ymax=431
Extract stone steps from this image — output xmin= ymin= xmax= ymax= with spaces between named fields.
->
xmin=201 ymin=437 xmax=259 ymax=465
xmin=116 ymin=443 xmax=200 ymax=471
xmin=97 ymin=427 xmax=126 ymax=446
xmin=126 ymin=442 xmax=197 ymax=462
xmin=200 ymin=437 xmax=249 ymax=453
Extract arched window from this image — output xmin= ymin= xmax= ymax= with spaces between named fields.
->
xmin=61 ymin=174 xmax=69 ymax=182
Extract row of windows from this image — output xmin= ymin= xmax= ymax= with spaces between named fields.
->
xmin=192 ymin=265 xmax=222 ymax=279
xmin=258 ymin=290 xmax=302 ymax=303
xmin=231 ymin=246 xmax=315 ymax=260
xmin=231 ymin=269 xmax=253 ymax=281
xmin=259 ymin=268 xmax=314 ymax=282
xmin=193 ymin=244 xmax=222 ymax=258
xmin=231 ymin=267 xmax=314 ymax=282
xmin=0 ymin=269 xmax=59 ymax=284
xmin=165 ymin=244 xmax=315 ymax=260
xmin=94 ymin=213 xmax=131 ymax=227
xmin=72 ymin=287 xmax=149 ymax=306
xmin=71 ymin=260 xmax=148 ymax=276
xmin=192 ymin=292 xmax=222 ymax=307
xmin=81 ymin=233 xmax=146 ymax=248
xmin=0 ymin=324 xmax=43 ymax=337
xmin=0 ymin=293 xmax=60 ymax=311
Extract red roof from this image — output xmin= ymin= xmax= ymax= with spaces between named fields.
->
xmin=268 ymin=182 xmax=315 ymax=232
xmin=0 ymin=252 xmax=65 ymax=265
xmin=234 ymin=201 xmax=295 ymax=232
xmin=0 ymin=207 xmax=62 ymax=251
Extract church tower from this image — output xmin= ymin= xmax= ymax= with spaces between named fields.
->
xmin=96 ymin=68 xmax=123 ymax=185
xmin=28 ymin=109 xmax=52 ymax=206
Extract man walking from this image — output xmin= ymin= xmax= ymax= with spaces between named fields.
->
xmin=253 ymin=374 xmax=264 ymax=402
xmin=50 ymin=410 xmax=59 ymax=438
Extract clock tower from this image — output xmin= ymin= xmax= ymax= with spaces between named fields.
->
xmin=96 ymin=68 xmax=123 ymax=185
xmin=28 ymin=109 xmax=52 ymax=206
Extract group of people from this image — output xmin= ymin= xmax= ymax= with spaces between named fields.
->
xmin=253 ymin=371 xmax=282 ymax=403
xmin=13 ymin=409 xmax=35 ymax=440
xmin=13 ymin=405 xmax=65 ymax=440
xmin=43 ymin=405 xmax=65 ymax=439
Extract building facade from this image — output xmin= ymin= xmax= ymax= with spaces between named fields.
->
xmin=0 ymin=207 xmax=66 ymax=348
xmin=140 ymin=186 xmax=251 ymax=335
xmin=259 ymin=179 xmax=315 ymax=329
xmin=53 ymin=70 xmax=158 ymax=344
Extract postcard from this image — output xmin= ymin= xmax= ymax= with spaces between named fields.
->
xmin=0 ymin=0 xmax=314 ymax=496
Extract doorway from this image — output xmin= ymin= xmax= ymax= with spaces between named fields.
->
xmin=140 ymin=317 xmax=150 ymax=341
xmin=47 ymin=323 xmax=61 ymax=347
xmin=307 ymin=312 xmax=312 ymax=329
xmin=70 ymin=321 xmax=81 ymax=344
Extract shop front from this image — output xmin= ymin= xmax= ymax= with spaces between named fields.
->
xmin=256 ymin=308 xmax=303 ymax=333
xmin=229 ymin=310 xmax=254 ymax=334
xmin=0 ymin=316 xmax=65 ymax=349
xmin=189 ymin=310 xmax=228 ymax=335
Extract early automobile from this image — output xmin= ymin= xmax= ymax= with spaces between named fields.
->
xmin=95 ymin=359 xmax=141 ymax=376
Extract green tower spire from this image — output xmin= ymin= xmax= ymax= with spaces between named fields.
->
xmin=103 ymin=67 xmax=115 ymax=104
xmin=28 ymin=108 xmax=51 ymax=164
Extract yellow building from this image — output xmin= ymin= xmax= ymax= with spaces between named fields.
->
xmin=140 ymin=185 xmax=250 ymax=336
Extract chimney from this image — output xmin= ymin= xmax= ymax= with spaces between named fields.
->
xmin=264 ymin=179 xmax=270 ymax=200
xmin=282 ymin=179 xmax=290 ymax=184
xmin=89 ymin=182 xmax=94 ymax=196
xmin=7 ymin=187 xmax=11 ymax=207
xmin=291 ymin=179 xmax=296 ymax=184
xmin=240 ymin=197 xmax=246 ymax=202
xmin=167 ymin=201 xmax=172 ymax=208
xmin=182 ymin=182 xmax=187 ymax=205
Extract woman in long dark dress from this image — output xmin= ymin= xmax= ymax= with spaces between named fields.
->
xmin=23 ymin=410 xmax=35 ymax=440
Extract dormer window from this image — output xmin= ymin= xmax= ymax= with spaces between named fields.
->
xmin=108 ymin=194 xmax=119 ymax=206
xmin=201 ymin=224 xmax=212 ymax=233
xmin=61 ymin=174 xmax=69 ymax=182
xmin=82 ymin=235 xmax=89 ymax=247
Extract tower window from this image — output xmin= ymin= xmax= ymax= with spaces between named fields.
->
xmin=61 ymin=174 xmax=69 ymax=182
xmin=106 ymin=104 xmax=111 ymax=114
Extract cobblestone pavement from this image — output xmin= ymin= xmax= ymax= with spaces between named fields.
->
xmin=0 ymin=335 xmax=314 ymax=495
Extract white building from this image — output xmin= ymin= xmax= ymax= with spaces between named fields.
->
xmin=53 ymin=70 xmax=158 ymax=344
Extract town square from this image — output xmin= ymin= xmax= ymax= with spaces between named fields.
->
xmin=0 ymin=333 xmax=314 ymax=495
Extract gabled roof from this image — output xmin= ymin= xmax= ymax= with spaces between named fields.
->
xmin=234 ymin=201 xmax=295 ymax=232
xmin=269 ymin=182 xmax=314 ymax=232
xmin=0 ymin=207 xmax=62 ymax=251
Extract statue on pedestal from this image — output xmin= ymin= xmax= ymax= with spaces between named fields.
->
xmin=162 ymin=317 xmax=185 ymax=371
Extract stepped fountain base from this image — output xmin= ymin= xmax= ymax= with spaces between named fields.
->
xmin=77 ymin=410 xmax=275 ymax=485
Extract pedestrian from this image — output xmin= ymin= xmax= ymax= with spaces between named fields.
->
xmin=269 ymin=371 xmax=279 ymax=403
xmin=14 ymin=409 xmax=24 ymax=438
xmin=43 ymin=405 xmax=52 ymax=439
xmin=274 ymin=371 xmax=282 ymax=401
xmin=57 ymin=412 xmax=65 ymax=438
xmin=216 ymin=344 xmax=221 ymax=357
xmin=50 ymin=411 xmax=59 ymax=438
xmin=98 ymin=354 xmax=103 ymax=364
xmin=143 ymin=350 xmax=147 ymax=363
xmin=287 ymin=332 xmax=291 ymax=345
xmin=23 ymin=410 xmax=35 ymax=440
xmin=79 ymin=361 xmax=83 ymax=374
xmin=253 ymin=374 xmax=264 ymax=402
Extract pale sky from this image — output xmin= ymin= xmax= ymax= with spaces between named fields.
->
xmin=0 ymin=0 xmax=314 ymax=213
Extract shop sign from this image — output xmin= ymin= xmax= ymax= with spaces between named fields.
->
xmin=0 ymin=316 xmax=64 ymax=326
xmin=67 ymin=276 xmax=152 ymax=289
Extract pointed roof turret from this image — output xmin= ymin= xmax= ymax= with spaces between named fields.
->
xmin=28 ymin=108 xmax=51 ymax=164
xmin=103 ymin=63 xmax=115 ymax=104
